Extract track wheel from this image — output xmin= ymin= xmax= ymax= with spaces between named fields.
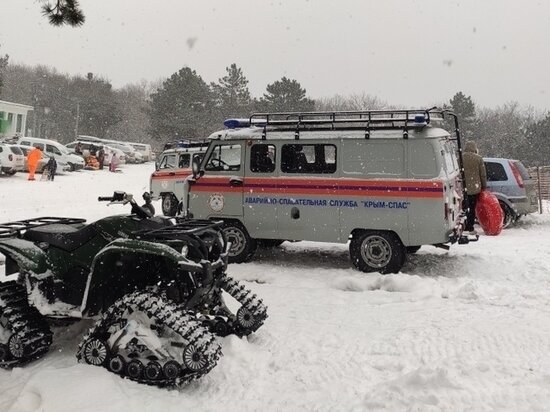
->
xmin=82 ymin=338 xmax=110 ymax=366
xmin=145 ymin=361 xmax=162 ymax=380
xmin=8 ymin=334 xmax=26 ymax=359
xmin=108 ymin=355 xmax=126 ymax=374
xmin=0 ymin=343 xmax=10 ymax=361
xmin=162 ymin=360 xmax=181 ymax=380
xmin=183 ymin=344 xmax=208 ymax=371
xmin=127 ymin=359 xmax=144 ymax=379
xmin=213 ymin=319 xmax=231 ymax=337
xmin=236 ymin=307 xmax=256 ymax=329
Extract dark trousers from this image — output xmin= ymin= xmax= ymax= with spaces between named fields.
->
xmin=465 ymin=194 xmax=478 ymax=231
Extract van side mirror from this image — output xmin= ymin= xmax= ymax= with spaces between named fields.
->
xmin=155 ymin=161 xmax=159 ymax=171
xmin=192 ymin=158 xmax=203 ymax=178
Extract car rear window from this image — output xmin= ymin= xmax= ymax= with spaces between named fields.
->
xmin=485 ymin=162 xmax=507 ymax=181
xmin=9 ymin=146 xmax=23 ymax=155
xmin=513 ymin=161 xmax=531 ymax=180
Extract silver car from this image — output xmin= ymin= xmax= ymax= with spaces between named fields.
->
xmin=484 ymin=157 xmax=539 ymax=227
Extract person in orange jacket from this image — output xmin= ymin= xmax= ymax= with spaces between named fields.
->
xmin=27 ymin=146 xmax=43 ymax=181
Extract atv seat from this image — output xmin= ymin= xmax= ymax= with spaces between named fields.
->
xmin=23 ymin=224 xmax=98 ymax=252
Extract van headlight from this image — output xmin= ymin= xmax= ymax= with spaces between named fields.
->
xmin=181 ymin=244 xmax=189 ymax=258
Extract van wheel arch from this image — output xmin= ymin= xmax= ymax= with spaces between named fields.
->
xmin=349 ymin=229 xmax=406 ymax=274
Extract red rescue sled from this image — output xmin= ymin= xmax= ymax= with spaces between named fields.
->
xmin=475 ymin=190 xmax=504 ymax=236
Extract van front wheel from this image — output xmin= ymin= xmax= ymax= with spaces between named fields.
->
xmin=350 ymin=231 xmax=405 ymax=274
xmin=222 ymin=222 xmax=257 ymax=263
xmin=162 ymin=194 xmax=178 ymax=216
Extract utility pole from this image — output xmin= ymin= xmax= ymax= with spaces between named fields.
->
xmin=75 ymin=100 xmax=80 ymax=139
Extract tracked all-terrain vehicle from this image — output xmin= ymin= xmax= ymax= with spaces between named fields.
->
xmin=0 ymin=191 xmax=267 ymax=387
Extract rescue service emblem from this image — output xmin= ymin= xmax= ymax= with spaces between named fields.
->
xmin=161 ymin=180 xmax=169 ymax=189
xmin=208 ymin=193 xmax=225 ymax=212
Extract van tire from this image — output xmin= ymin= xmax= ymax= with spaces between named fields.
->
xmin=222 ymin=221 xmax=257 ymax=263
xmin=162 ymin=194 xmax=178 ymax=217
xmin=499 ymin=201 xmax=515 ymax=229
xmin=350 ymin=231 xmax=405 ymax=274
xmin=257 ymin=239 xmax=285 ymax=248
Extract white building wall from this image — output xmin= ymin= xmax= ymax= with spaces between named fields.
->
xmin=0 ymin=100 xmax=34 ymax=139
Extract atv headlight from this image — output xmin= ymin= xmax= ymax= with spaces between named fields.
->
xmin=181 ymin=244 xmax=189 ymax=258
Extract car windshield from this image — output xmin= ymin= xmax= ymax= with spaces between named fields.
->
xmin=9 ymin=146 xmax=23 ymax=155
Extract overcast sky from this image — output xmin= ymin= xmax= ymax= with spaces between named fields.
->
xmin=2 ymin=0 xmax=550 ymax=110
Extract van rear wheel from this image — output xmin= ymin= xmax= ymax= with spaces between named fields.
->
xmin=350 ymin=231 xmax=405 ymax=274
xmin=222 ymin=221 xmax=257 ymax=263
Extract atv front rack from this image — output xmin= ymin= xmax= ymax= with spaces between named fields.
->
xmin=131 ymin=219 xmax=223 ymax=241
xmin=0 ymin=217 xmax=87 ymax=238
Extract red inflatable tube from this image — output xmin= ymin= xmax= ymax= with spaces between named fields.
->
xmin=475 ymin=190 xmax=504 ymax=236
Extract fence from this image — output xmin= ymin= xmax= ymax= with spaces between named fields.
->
xmin=528 ymin=166 xmax=550 ymax=213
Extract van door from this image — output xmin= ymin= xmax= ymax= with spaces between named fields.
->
xmin=276 ymin=142 xmax=340 ymax=242
xmin=243 ymin=143 xmax=278 ymax=238
xmin=189 ymin=143 xmax=244 ymax=219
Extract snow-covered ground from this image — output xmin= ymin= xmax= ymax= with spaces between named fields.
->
xmin=1 ymin=165 xmax=550 ymax=412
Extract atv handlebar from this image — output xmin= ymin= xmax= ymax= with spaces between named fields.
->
xmin=98 ymin=191 xmax=152 ymax=219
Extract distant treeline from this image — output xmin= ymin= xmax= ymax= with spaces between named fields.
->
xmin=0 ymin=62 xmax=548 ymax=165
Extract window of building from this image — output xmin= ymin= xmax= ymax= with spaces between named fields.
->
xmin=281 ymin=144 xmax=336 ymax=174
xmin=16 ymin=114 xmax=23 ymax=133
xmin=7 ymin=113 xmax=13 ymax=124
xmin=205 ymin=144 xmax=241 ymax=171
xmin=250 ymin=144 xmax=275 ymax=173
xmin=485 ymin=162 xmax=508 ymax=181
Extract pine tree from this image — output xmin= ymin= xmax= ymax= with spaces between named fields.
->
xmin=148 ymin=67 xmax=214 ymax=141
xmin=212 ymin=64 xmax=251 ymax=118
xmin=449 ymin=91 xmax=477 ymax=139
xmin=41 ymin=0 xmax=85 ymax=26
xmin=0 ymin=48 xmax=8 ymax=95
xmin=259 ymin=77 xmax=315 ymax=112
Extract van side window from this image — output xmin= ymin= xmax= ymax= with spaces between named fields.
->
xmin=485 ymin=162 xmax=507 ymax=181
xmin=32 ymin=143 xmax=45 ymax=150
xmin=20 ymin=141 xmax=30 ymax=146
xmin=281 ymin=144 xmax=336 ymax=174
xmin=250 ymin=144 xmax=275 ymax=173
xmin=159 ymin=154 xmax=176 ymax=169
xmin=205 ymin=144 xmax=241 ymax=171
xmin=178 ymin=154 xmax=190 ymax=168
xmin=46 ymin=144 xmax=61 ymax=155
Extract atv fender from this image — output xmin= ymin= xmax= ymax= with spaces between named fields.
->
xmin=81 ymin=238 xmax=202 ymax=314
xmin=0 ymin=238 xmax=49 ymax=277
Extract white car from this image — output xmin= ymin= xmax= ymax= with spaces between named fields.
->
xmin=17 ymin=137 xmax=85 ymax=171
xmin=0 ymin=143 xmax=25 ymax=175
xmin=65 ymin=141 xmax=127 ymax=165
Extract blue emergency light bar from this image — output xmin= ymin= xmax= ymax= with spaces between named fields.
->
xmin=224 ymin=118 xmax=267 ymax=129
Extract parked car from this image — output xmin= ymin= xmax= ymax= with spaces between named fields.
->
xmin=14 ymin=144 xmax=70 ymax=174
xmin=484 ymin=157 xmax=539 ymax=227
xmin=17 ymin=137 xmax=85 ymax=171
xmin=65 ymin=141 xmax=126 ymax=165
xmin=129 ymin=142 xmax=153 ymax=161
xmin=0 ymin=143 xmax=25 ymax=175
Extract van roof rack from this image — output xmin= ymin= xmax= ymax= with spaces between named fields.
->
xmin=163 ymin=139 xmax=209 ymax=151
xmin=248 ymin=108 xmax=457 ymax=140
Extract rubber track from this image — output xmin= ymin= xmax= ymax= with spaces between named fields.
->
xmin=220 ymin=276 xmax=268 ymax=336
xmin=0 ymin=281 xmax=53 ymax=368
xmin=76 ymin=290 xmax=222 ymax=387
